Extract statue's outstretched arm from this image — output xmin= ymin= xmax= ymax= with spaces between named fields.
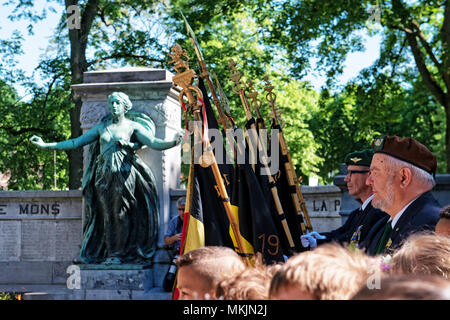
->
xmin=134 ymin=124 xmax=182 ymax=151
xmin=30 ymin=124 xmax=100 ymax=150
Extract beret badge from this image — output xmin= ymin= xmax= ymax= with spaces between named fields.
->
xmin=373 ymin=136 xmax=385 ymax=151
xmin=350 ymin=157 xmax=362 ymax=164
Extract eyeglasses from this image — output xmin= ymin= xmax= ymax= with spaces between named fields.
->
xmin=178 ymin=207 xmax=185 ymax=211
xmin=347 ymin=170 xmax=369 ymax=177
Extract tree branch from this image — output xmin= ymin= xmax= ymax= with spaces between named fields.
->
xmin=0 ymin=125 xmax=51 ymax=137
xmin=441 ymin=0 xmax=450 ymax=47
xmin=80 ymin=0 xmax=100 ymax=51
xmin=391 ymin=37 xmax=407 ymax=77
xmin=410 ymin=19 xmax=441 ymax=69
xmin=98 ymin=6 xmax=110 ymax=27
xmin=390 ymin=0 xmax=448 ymax=102
xmin=41 ymin=71 xmax=66 ymax=121
xmin=405 ymin=31 xmax=447 ymax=106
xmin=409 ymin=18 xmax=450 ymax=92
xmin=440 ymin=0 xmax=450 ymax=91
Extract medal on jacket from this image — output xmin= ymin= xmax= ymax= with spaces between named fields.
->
xmin=385 ymin=238 xmax=392 ymax=250
xmin=350 ymin=225 xmax=363 ymax=247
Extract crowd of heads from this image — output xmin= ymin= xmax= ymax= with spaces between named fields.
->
xmin=175 ymin=233 xmax=450 ymax=300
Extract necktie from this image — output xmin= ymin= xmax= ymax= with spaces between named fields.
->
xmin=375 ymin=221 xmax=392 ymax=255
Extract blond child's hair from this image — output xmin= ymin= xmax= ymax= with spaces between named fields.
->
xmin=390 ymin=232 xmax=450 ymax=279
xmin=176 ymin=246 xmax=246 ymax=290
xmin=216 ymin=255 xmax=282 ymax=300
xmin=269 ymin=243 xmax=379 ymax=300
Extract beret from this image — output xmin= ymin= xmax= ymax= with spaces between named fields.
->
xmin=372 ymin=135 xmax=437 ymax=175
xmin=344 ymin=149 xmax=374 ymax=167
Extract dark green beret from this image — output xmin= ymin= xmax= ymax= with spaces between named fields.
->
xmin=344 ymin=149 xmax=374 ymax=167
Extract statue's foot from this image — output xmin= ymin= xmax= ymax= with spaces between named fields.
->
xmin=103 ymin=257 xmax=122 ymax=265
xmin=72 ymin=253 xmax=84 ymax=264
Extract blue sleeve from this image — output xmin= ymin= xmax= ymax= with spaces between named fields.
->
xmin=165 ymin=216 xmax=179 ymax=238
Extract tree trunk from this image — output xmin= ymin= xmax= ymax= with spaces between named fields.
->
xmin=67 ymin=34 xmax=85 ymax=189
xmin=65 ymin=0 xmax=99 ymax=189
xmin=68 ymin=96 xmax=84 ymax=189
xmin=445 ymin=97 xmax=450 ymax=173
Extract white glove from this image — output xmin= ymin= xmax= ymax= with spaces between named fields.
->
xmin=301 ymin=232 xmax=326 ymax=249
xmin=306 ymin=231 xmax=326 ymax=240
xmin=301 ymin=235 xmax=318 ymax=249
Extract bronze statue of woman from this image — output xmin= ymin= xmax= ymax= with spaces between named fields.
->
xmin=30 ymin=92 xmax=182 ymax=265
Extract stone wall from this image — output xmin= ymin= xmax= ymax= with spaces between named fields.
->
xmin=0 ymin=191 xmax=82 ymax=285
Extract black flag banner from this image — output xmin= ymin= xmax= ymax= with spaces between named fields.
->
xmin=246 ymin=77 xmax=307 ymax=253
xmin=199 ymin=77 xmax=285 ymax=263
xmin=230 ymin=144 xmax=286 ymax=264
xmin=246 ymin=123 xmax=298 ymax=256
xmin=270 ymin=121 xmax=307 ymax=253
xmin=191 ymin=78 xmax=235 ymax=248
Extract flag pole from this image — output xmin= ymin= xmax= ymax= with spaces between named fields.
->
xmin=181 ymin=12 xmax=241 ymax=168
xmin=172 ymin=145 xmax=195 ymax=300
xmin=245 ymin=80 xmax=308 ymax=235
xmin=181 ymin=12 xmax=236 ymax=131
xmin=179 ymin=146 xmax=196 ymax=256
xmin=228 ymin=59 xmax=296 ymax=252
xmin=263 ymin=76 xmax=314 ymax=233
xmin=168 ymin=44 xmax=252 ymax=266
xmin=246 ymin=79 xmax=308 ymax=235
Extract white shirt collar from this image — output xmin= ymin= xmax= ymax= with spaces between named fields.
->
xmin=361 ymin=194 xmax=374 ymax=211
xmin=389 ymin=196 xmax=419 ymax=228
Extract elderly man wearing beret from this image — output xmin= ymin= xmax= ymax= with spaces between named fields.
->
xmin=301 ymin=149 xmax=387 ymax=249
xmin=363 ymin=136 xmax=441 ymax=256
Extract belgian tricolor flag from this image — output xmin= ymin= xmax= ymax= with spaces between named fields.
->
xmin=174 ymin=78 xmax=235 ymax=300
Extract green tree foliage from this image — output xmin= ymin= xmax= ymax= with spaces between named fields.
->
xmin=310 ymin=69 xmax=446 ymax=183
xmin=4 ymin=0 xmax=179 ymax=189
xmin=258 ymin=0 xmax=450 ymax=171
xmin=165 ymin=0 xmax=449 ymax=179
xmin=1 ymin=0 xmax=447 ymax=189
xmin=0 ymin=62 xmax=71 ymax=190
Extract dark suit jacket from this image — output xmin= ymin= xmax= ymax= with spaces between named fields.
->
xmin=320 ymin=201 xmax=387 ymax=247
xmin=363 ymin=191 xmax=441 ymax=256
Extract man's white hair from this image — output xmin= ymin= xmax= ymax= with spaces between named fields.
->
xmin=384 ymin=155 xmax=436 ymax=188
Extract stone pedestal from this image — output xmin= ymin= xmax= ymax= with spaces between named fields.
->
xmin=22 ymin=265 xmax=171 ymax=300
xmin=39 ymin=265 xmax=172 ymax=300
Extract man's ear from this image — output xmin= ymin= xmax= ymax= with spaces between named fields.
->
xmin=399 ymin=167 xmax=412 ymax=188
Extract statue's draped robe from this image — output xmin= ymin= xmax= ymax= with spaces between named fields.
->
xmin=80 ymin=112 xmax=159 ymax=264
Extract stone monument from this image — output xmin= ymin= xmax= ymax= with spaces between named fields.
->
xmin=74 ymin=67 xmax=182 ymax=239
xmin=0 ymin=67 xmax=183 ymax=300
xmin=67 ymin=67 xmax=181 ymax=299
